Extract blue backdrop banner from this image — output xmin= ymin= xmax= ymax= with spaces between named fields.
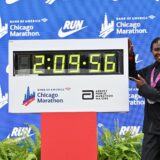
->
xmin=0 ymin=0 xmax=159 ymax=141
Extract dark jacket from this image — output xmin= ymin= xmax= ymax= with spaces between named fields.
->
xmin=130 ymin=59 xmax=160 ymax=134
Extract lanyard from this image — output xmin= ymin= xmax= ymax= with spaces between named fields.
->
xmin=150 ymin=67 xmax=160 ymax=88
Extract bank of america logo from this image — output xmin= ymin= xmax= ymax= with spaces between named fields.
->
xmin=0 ymin=86 xmax=8 ymax=109
xmin=58 ymin=20 xmax=87 ymax=38
xmin=0 ymin=17 xmax=8 ymax=39
xmin=23 ymin=87 xmax=35 ymax=106
xmin=99 ymin=13 xmax=114 ymax=38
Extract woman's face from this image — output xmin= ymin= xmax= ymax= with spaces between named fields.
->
xmin=152 ymin=40 xmax=160 ymax=63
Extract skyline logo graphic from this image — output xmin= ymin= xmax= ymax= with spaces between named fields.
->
xmin=0 ymin=86 xmax=8 ymax=109
xmin=99 ymin=13 xmax=114 ymax=38
xmin=58 ymin=20 xmax=87 ymax=38
xmin=23 ymin=87 xmax=35 ymax=106
xmin=5 ymin=0 xmax=19 ymax=4
xmin=45 ymin=0 xmax=56 ymax=5
xmin=0 ymin=17 xmax=8 ymax=39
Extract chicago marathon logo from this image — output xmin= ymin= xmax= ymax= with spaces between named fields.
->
xmin=23 ymin=87 xmax=35 ymax=106
xmin=99 ymin=13 xmax=155 ymax=37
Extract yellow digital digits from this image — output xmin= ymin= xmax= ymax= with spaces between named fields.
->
xmin=89 ymin=54 xmax=101 ymax=73
xmin=33 ymin=55 xmax=45 ymax=74
xmin=32 ymin=52 xmax=117 ymax=74
xmin=68 ymin=54 xmax=80 ymax=73
xmin=104 ymin=54 xmax=116 ymax=72
xmin=53 ymin=55 xmax=65 ymax=73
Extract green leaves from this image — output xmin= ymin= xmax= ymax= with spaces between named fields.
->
xmin=0 ymin=124 xmax=40 ymax=160
xmin=98 ymin=124 xmax=144 ymax=160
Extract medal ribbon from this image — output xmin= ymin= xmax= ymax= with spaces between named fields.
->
xmin=150 ymin=67 xmax=160 ymax=88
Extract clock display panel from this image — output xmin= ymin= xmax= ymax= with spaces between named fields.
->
xmin=13 ymin=50 xmax=123 ymax=75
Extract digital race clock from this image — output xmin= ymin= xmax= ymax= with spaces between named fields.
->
xmin=14 ymin=50 xmax=123 ymax=75
xmin=9 ymin=39 xmax=129 ymax=113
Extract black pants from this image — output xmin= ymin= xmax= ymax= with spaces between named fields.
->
xmin=142 ymin=133 xmax=160 ymax=160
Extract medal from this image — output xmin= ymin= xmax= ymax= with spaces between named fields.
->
xmin=148 ymin=67 xmax=160 ymax=104
xmin=150 ymin=67 xmax=160 ymax=88
xmin=147 ymin=99 xmax=155 ymax=104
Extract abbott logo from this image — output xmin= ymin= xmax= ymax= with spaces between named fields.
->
xmin=45 ymin=0 xmax=56 ymax=5
xmin=58 ymin=20 xmax=87 ymax=38
xmin=0 ymin=17 xmax=8 ymax=39
xmin=82 ymin=90 xmax=94 ymax=100
xmin=99 ymin=13 xmax=114 ymax=38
